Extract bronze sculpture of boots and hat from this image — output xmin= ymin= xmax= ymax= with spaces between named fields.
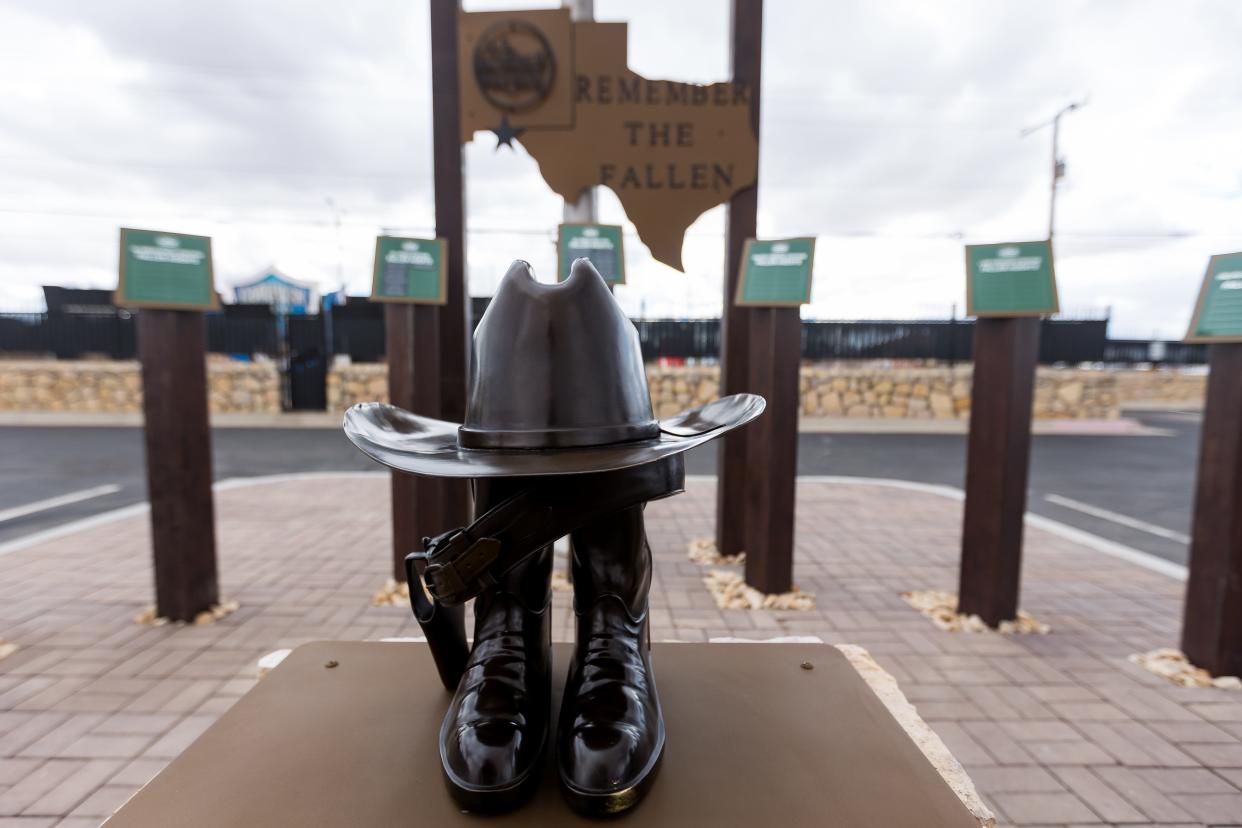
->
xmin=344 ymin=258 xmax=764 ymax=816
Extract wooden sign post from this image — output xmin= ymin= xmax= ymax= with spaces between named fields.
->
xmin=958 ymin=240 xmax=1058 ymax=626
xmin=1181 ymin=253 xmax=1242 ymax=677
xmin=369 ymin=235 xmax=454 ymax=581
xmin=736 ymin=238 xmax=814 ymax=593
xmin=115 ymin=228 xmax=220 ymax=622
xmin=430 ymin=0 xmax=472 ymax=552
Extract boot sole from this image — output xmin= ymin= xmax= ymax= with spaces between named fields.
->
xmin=558 ymin=731 xmax=665 ymax=817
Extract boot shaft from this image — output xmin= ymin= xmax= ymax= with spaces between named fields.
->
xmin=471 ymin=478 xmax=554 ymax=638
xmin=569 ymin=503 xmax=652 ymax=625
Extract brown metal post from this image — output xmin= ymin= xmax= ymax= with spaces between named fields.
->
xmin=1181 ymin=343 xmax=1242 ymax=677
xmin=136 ymin=310 xmax=219 ymax=621
xmin=743 ymin=307 xmax=799 ymax=593
xmin=958 ymin=317 xmax=1041 ymax=626
xmin=717 ymin=0 xmax=762 ymax=558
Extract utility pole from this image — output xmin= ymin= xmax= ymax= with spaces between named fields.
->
xmin=561 ymin=0 xmax=597 ymax=228
xmin=1021 ymin=99 xmax=1086 ymax=240
xmin=325 ymin=197 xmax=345 ymax=287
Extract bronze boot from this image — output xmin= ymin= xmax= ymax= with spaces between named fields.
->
xmin=438 ymin=482 xmax=553 ymax=812
xmin=557 ymin=503 xmax=665 ymax=816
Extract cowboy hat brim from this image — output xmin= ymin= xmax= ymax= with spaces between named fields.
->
xmin=343 ymin=394 xmax=765 ymax=478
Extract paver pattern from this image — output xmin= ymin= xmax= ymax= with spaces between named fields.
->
xmin=1 ymin=474 xmax=1240 ymax=827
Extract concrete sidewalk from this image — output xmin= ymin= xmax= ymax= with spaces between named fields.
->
xmin=1 ymin=476 xmax=1240 ymax=827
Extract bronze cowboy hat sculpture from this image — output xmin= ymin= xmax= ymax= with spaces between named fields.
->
xmin=344 ymin=258 xmax=764 ymax=816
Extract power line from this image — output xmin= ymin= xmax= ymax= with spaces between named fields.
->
xmin=0 ymin=206 xmax=1233 ymax=244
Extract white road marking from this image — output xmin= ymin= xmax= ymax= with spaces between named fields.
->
xmin=1043 ymin=493 xmax=1190 ymax=545
xmin=0 ymin=484 xmax=122 ymax=525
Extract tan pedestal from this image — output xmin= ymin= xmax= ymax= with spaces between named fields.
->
xmin=106 ymin=641 xmax=987 ymax=827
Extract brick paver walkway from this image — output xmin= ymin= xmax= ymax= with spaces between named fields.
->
xmin=1 ymin=474 xmax=1240 ymax=827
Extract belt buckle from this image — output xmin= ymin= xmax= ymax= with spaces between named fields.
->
xmin=410 ymin=528 xmax=502 ymax=607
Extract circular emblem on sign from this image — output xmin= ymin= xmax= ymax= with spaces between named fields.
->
xmin=473 ymin=20 xmax=556 ymax=114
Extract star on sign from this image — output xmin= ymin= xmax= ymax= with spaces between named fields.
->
xmin=492 ymin=115 xmax=526 ymax=150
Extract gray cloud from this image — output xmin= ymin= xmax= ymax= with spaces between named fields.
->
xmin=0 ymin=0 xmax=1239 ymax=337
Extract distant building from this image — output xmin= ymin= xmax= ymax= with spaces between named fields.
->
xmin=232 ymin=268 xmax=318 ymax=315
xmin=42 ymin=286 xmax=120 ymax=316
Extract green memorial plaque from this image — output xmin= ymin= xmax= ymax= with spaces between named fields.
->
xmin=1186 ymin=252 xmax=1242 ymax=343
xmin=370 ymin=236 xmax=447 ymax=305
xmin=734 ymin=237 xmax=816 ymax=307
xmin=557 ymin=223 xmax=625 ymax=285
xmin=965 ymin=240 xmax=1058 ymax=317
xmin=115 ymin=228 xmax=218 ymax=311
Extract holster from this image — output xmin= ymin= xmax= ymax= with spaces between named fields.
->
xmin=405 ymin=455 xmax=684 ymax=690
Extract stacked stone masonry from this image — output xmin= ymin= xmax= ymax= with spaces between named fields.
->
xmin=327 ymin=361 xmax=1126 ymax=420
xmin=0 ymin=359 xmax=1204 ymax=419
xmin=1112 ymin=370 xmax=1206 ymax=404
xmin=0 ymin=359 xmax=281 ymax=414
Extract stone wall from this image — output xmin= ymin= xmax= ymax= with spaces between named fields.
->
xmin=0 ymin=359 xmax=281 ymax=414
xmin=4 ymin=359 xmax=1183 ymax=419
xmin=327 ymin=363 xmax=388 ymax=412
xmin=327 ymin=361 xmax=1120 ymax=420
xmin=1113 ymin=370 xmax=1206 ymax=405
xmin=646 ymin=364 xmax=1119 ymax=420
xmin=2 ymin=360 xmax=1172 ymax=422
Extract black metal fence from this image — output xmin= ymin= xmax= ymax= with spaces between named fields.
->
xmin=1102 ymin=339 xmax=1207 ymax=366
xmin=630 ymin=318 xmax=1111 ymax=364
xmin=0 ymin=313 xmax=138 ymax=360
xmin=0 ymin=310 xmax=1202 ymax=366
xmin=0 ymin=312 xmax=279 ymax=360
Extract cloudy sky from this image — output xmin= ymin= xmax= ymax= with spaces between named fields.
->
xmin=1 ymin=0 xmax=1239 ymax=337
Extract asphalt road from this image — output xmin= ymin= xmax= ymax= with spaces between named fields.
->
xmin=0 ymin=410 xmax=1201 ymax=565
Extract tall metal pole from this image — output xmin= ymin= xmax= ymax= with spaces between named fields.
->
xmin=388 ymin=0 xmax=471 ymax=584
xmin=1021 ymin=99 xmax=1085 ymax=241
xmin=717 ymin=0 xmax=762 ymax=559
xmin=561 ymin=0 xmax=597 ymax=227
xmin=1048 ymin=116 xmax=1060 ymax=240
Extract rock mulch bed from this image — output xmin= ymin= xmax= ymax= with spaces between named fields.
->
xmin=1129 ymin=648 xmax=1242 ymax=689
xmin=900 ymin=590 xmax=1049 ymax=634
xmin=374 ymin=571 xmax=575 ymax=603
xmin=703 ymin=570 xmax=815 ymax=611
xmin=371 ymin=578 xmax=410 ymax=607
xmin=687 ymin=537 xmax=745 ymax=565
xmin=134 ymin=599 xmax=240 ymax=627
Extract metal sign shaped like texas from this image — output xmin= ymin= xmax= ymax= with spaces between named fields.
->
xmin=460 ymin=12 xmax=758 ymax=273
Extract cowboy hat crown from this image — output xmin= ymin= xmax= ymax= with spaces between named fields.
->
xmin=461 ymin=258 xmax=658 ymax=450
xmin=343 ymin=257 xmax=764 ymax=478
